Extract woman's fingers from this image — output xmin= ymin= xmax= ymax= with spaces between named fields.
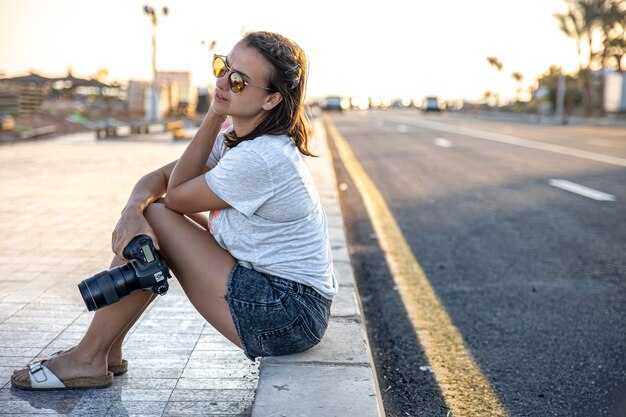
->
xmin=113 ymin=228 xmax=160 ymax=260
xmin=112 ymin=235 xmax=126 ymax=260
xmin=149 ymin=232 xmax=160 ymax=251
xmin=112 ymin=204 xmax=163 ymax=259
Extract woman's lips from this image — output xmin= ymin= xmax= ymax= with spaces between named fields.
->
xmin=214 ymin=91 xmax=227 ymax=103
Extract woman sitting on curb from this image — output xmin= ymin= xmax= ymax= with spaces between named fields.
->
xmin=12 ymin=30 xmax=337 ymax=390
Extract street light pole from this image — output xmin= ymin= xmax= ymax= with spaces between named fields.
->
xmin=143 ymin=5 xmax=168 ymax=122
xmin=556 ymin=73 xmax=567 ymax=125
xmin=200 ymin=39 xmax=216 ymax=112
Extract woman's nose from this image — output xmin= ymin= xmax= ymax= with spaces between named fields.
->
xmin=215 ymin=72 xmax=229 ymax=91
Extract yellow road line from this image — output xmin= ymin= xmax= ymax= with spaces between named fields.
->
xmin=324 ymin=114 xmax=508 ymax=417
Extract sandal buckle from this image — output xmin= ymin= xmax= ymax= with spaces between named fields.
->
xmin=29 ymin=363 xmax=48 ymax=383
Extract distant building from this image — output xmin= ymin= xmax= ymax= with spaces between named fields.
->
xmin=52 ymin=73 xmax=120 ymax=100
xmin=0 ymin=70 xmax=120 ymax=115
xmin=0 ymin=73 xmax=51 ymax=114
xmin=126 ymin=80 xmax=174 ymax=119
xmin=126 ymin=80 xmax=151 ymax=114
xmin=156 ymin=71 xmax=195 ymax=116
xmin=127 ymin=71 xmax=194 ymax=119
xmin=0 ymin=87 xmax=20 ymax=115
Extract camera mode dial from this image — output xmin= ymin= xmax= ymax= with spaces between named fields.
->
xmin=154 ymin=283 xmax=169 ymax=295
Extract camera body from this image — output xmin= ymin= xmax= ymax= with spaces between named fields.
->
xmin=78 ymin=235 xmax=172 ymax=311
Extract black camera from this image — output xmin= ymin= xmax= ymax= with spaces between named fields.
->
xmin=78 ymin=235 xmax=172 ymax=311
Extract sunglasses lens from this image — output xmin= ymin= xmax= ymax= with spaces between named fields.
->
xmin=213 ymin=56 xmax=226 ymax=78
xmin=229 ymin=72 xmax=245 ymax=93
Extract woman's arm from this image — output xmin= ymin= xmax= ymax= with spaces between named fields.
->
xmin=127 ymin=160 xmax=177 ymax=212
xmin=112 ymin=160 xmax=177 ymax=257
xmin=165 ymin=110 xmax=230 ymax=213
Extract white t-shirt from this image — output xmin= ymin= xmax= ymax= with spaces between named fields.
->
xmin=204 ymin=131 xmax=338 ymax=300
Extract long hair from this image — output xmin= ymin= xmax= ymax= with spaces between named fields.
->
xmin=223 ymin=31 xmax=313 ymax=156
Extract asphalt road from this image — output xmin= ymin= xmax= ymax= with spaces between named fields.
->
xmin=326 ymin=110 xmax=626 ymax=417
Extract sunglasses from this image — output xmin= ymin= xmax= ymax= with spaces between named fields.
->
xmin=213 ymin=54 xmax=273 ymax=94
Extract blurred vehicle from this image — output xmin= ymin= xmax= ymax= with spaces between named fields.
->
xmin=421 ymin=96 xmax=445 ymax=112
xmin=369 ymin=97 xmax=383 ymax=109
xmin=0 ymin=113 xmax=16 ymax=131
xmin=390 ymin=98 xmax=413 ymax=108
xmin=350 ymin=96 xmax=369 ymax=110
xmin=318 ymin=96 xmax=344 ymax=111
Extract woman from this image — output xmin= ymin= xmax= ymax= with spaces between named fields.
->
xmin=12 ymin=31 xmax=337 ymax=390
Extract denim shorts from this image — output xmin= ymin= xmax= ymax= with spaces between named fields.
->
xmin=225 ymin=264 xmax=332 ymax=361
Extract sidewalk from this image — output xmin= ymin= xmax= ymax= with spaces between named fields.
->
xmin=0 ymin=116 xmax=383 ymax=416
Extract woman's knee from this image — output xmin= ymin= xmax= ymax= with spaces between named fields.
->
xmin=143 ymin=200 xmax=189 ymax=240
xmin=143 ymin=199 xmax=170 ymax=223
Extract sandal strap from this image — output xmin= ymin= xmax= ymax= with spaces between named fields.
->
xmin=28 ymin=363 xmax=66 ymax=389
xmin=50 ymin=350 xmax=64 ymax=358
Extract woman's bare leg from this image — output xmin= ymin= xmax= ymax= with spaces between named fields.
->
xmin=106 ymin=282 xmax=157 ymax=365
xmin=105 ymin=214 xmax=210 ymax=361
xmin=101 ymin=256 xmax=158 ymax=366
xmin=142 ymin=202 xmax=240 ymax=346
xmin=13 ymin=203 xmax=240 ymax=384
xmin=12 ymin=257 xmax=158 ymax=383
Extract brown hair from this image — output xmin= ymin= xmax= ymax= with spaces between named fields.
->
xmin=223 ymin=31 xmax=313 ymax=156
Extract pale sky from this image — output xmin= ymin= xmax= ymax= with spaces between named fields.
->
xmin=0 ymin=0 xmax=579 ymax=102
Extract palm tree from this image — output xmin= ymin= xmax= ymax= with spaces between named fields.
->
xmin=486 ymin=56 xmax=503 ymax=72
xmin=554 ymin=0 xmax=626 ymax=113
xmin=554 ymin=6 xmax=585 ymax=72
xmin=592 ymin=1 xmax=626 ymax=110
xmin=553 ymin=0 xmax=605 ymax=114
xmin=511 ymin=72 xmax=524 ymax=102
xmin=482 ymin=90 xmax=495 ymax=108
xmin=486 ymin=57 xmax=503 ymax=106
xmin=600 ymin=1 xmax=626 ymax=71
xmin=605 ymin=33 xmax=626 ymax=71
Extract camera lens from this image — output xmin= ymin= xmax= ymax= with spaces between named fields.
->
xmin=78 ymin=263 xmax=138 ymax=311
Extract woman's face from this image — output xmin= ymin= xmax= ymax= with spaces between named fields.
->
xmin=212 ymin=41 xmax=277 ymax=118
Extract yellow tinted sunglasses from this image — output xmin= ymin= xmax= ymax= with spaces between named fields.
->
xmin=213 ymin=54 xmax=273 ymax=94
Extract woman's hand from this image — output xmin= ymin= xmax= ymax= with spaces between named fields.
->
xmin=111 ymin=204 xmax=159 ymax=260
xmin=208 ymin=103 xmax=228 ymax=124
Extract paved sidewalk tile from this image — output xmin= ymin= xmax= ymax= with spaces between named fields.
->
xmin=0 ymin=132 xmax=258 ymax=416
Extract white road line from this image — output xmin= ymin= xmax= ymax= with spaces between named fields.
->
xmin=396 ymin=124 xmax=409 ymax=133
xmin=434 ymin=137 xmax=452 ymax=148
xmin=387 ymin=116 xmax=626 ymax=167
xmin=549 ymin=179 xmax=617 ymax=201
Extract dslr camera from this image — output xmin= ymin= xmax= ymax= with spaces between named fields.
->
xmin=78 ymin=235 xmax=172 ymax=311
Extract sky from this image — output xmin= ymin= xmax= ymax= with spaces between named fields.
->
xmin=0 ymin=0 xmax=580 ymax=102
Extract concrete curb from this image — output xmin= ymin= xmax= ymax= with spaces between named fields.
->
xmin=251 ymin=116 xmax=385 ymax=417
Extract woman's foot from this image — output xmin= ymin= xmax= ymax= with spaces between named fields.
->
xmin=107 ymin=346 xmax=128 ymax=375
xmin=11 ymin=348 xmax=108 ymax=388
xmin=14 ymin=347 xmax=126 ymax=374
xmin=107 ymin=348 xmax=124 ymax=369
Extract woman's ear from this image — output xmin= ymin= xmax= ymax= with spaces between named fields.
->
xmin=262 ymin=92 xmax=283 ymax=111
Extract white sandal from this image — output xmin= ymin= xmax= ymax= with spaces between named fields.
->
xmin=11 ymin=361 xmax=113 ymax=390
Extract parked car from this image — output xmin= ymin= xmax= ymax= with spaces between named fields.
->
xmin=422 ymin=96 xmax=445 ymax=112
xmin=318 ymin=96 xmax=344 ymax=111
xmin=0 ymin=113 xmax=16 ymax=131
